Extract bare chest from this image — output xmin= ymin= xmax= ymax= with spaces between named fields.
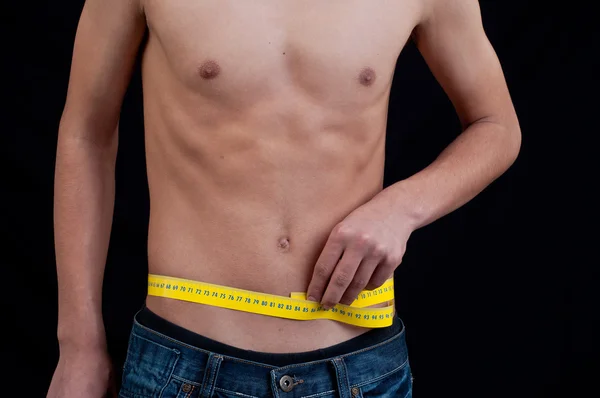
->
xmin=142 ymin=0 xmax=421 ymax=108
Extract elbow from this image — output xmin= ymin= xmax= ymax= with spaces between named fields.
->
xmin=468 ymin=114 xmax=522 ymax=168
xmin=483 ymin=113 xmax=522 ymax=168
xmin=505 ymin=118 xmax=522 ymax=168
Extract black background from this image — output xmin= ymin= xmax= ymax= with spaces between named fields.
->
xmin=2 ymin=1 xmax=597 ymax=397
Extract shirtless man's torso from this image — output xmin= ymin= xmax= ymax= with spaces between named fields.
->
xmin=142 ymin=0 xmax=417 ymax=352
xmin=49 ymin=1 xmax=521 ymax=397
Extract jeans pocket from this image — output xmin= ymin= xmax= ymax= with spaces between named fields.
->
xmin=160 ymin=376 xmax=202 ymax=398
xmin=351 ymin=360 xmax=412 ymax=398
xmin=119 ymin=332 xmax=181 ymax=398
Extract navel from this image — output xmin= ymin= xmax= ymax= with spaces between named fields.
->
xmin=358 ymin=67 xmax=376 ymax=87
xmin=277 ymin=236 xmax=291 ymax=250
xmin=198 ymin=60 xmax=221 ymax=80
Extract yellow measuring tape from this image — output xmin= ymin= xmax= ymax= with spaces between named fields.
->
xmin=148 ymin=274 xmax=395 ymax=328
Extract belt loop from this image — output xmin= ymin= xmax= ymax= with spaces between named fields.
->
xmin=332 ymin=358 xmax=351 ymax=398
xmin=270 ymin=369 xmax=281 ymax=398
xmin=199 ymin=353 xmax=223 ymax=398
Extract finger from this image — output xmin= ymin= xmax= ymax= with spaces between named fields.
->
xmin=366 ymin=255 xmax=401 ymax=290
xmin=320 ymin=243 xmax=366 ymax=309
xmin=339 ymin=247 xmax=386 ymax=305
xmin=306 ymin=228 xmax=346 ymax=303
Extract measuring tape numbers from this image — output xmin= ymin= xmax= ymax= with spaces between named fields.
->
xmin=147 ymin=274 xmax=395 ymax=328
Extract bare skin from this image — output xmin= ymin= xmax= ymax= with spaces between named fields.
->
xmin=49 ymin=0 xmax=521 ymax=397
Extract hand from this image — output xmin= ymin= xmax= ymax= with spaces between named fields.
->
xmin=306 ymin=188 xmax=416 ymax=309
xmin=47 ymin=344 xmax=116 ymax=398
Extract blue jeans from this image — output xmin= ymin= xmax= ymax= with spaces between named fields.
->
xmin=119 ymin=307 xmax=413 ymax=398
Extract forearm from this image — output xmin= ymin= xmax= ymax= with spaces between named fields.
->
xmin=53 ymin=126 xmax=117 ymax=347
xmin=384 ymin=119 xmax=521 ymax=230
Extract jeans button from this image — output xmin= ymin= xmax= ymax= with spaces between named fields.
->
xmin=279 ymin=375 xmax=294 ymax=392
xmin=182 ymin=383 xmax=192 ymax=393
xmin=351 ymin=386 xmax=360 ymax=397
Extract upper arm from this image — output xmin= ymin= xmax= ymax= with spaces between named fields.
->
xmin=60 ymin=0 xmax=146 ymax=145
xmin=412 ymin=0 xmax=518 ymax=130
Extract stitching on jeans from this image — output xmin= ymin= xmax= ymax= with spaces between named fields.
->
xmin=158 ymin=352 xmax=180 ymax=398
xmin=300 ymin=390 xmax=337 ymax=398
xmin=209 ymin=355 xmax=223 ymax=396
xmin=123 ymin=333 xmax=135 ymax=368
xmin=206 ymin=355 xmax=218 ymax=395
xmin=171 ymin=374 xmax=202 ymax=387
xmin=121 ymin=337 xmax=135 ymax=385
xmin=333 ymin=361 xmax=342 ymax=398
xmin=270 ymin=370 xmax=280 ymax=398
xmin=198 ymin=355 xmax=212 ymax=397
xmin=212 ymin=387 xmax=260 ymax=398
xmin=200 ymin=354 xmax=221 ymax=397
xmin=340 ymin=359 xmax=351 ymax=398
xmin=350 ymin=357 xmax=409 ymax=388
xmin=122 ymin=332 xmax=180 ymax=398
xmin=184 ymin=384 xmax=195 ymax=398
xmin=333 ymin=359 xmax=350 ymax=398
xmin=211 ymin=354 xmax=274 ymax=369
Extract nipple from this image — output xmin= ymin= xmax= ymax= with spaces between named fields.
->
xmin=198 ymin=60 xmax=221 ymax=80
xmin=358 ymin=67 xmax=376 ymax=86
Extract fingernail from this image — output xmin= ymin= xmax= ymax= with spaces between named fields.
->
xmin=307 ymin=296 xmax=317 ymax=302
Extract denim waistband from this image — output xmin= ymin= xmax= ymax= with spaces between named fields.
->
xmin=128 ymin=307 xmax=409 ymax=397
xmin=135 ymin=305 xmax=402 ymax=367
